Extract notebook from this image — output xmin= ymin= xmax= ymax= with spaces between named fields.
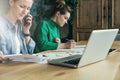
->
xmin=48 ymin=29 xmax=119 ymax=68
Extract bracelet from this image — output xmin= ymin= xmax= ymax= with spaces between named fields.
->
xmin=24 ymin=33 xmax=31 ymax=37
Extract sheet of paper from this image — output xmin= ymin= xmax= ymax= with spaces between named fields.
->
xmin=36 ymin=45 xmax=86 ymax=61
xmin=57 ymin=45 xmax=86 ymax=55
xmin=5 ymin=54 xmax=45 ymax=63
xmin=4 ymin=45 xmax=86 ymax=64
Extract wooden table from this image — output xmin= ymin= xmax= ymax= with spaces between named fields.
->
xmin=0 ymin=41 xmax=120 ymax=80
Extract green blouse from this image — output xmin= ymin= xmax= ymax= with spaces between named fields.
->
xmin=34 ymin=19 xmax=60 ymax=53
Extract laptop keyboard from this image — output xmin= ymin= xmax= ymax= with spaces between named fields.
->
xmin=63 ymin=58 xmax=81 ymax=65
xmin=62 ymin=55 xmax=82 ymax=65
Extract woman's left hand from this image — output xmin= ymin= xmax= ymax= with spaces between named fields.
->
xmin=0 ymin=51 xmax=8 ymax=61
xmin=22 ymin=13 xmax=33 ymax=34
xmin=54 ymin=38 xmax=61 ymax=44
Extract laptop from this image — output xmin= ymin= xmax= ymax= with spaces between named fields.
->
xmin=48 ymin=29 xmax=119 ymax=68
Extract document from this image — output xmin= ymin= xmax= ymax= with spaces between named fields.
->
xmin=5 ymin=54 xmax=45 ymax=63
xmin=57 ymin=45 xmax=86 ymax=55
xmin=36 ymin=45 xmax=86 ymax=60
xmin=4 ymin=45 xmax=86 ymax=64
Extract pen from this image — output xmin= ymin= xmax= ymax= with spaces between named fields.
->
xmin=42 ymin=55 xmax=48 ymax=57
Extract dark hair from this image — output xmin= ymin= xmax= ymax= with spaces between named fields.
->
xmin=51 ymin=1 xmax=71 ymax=17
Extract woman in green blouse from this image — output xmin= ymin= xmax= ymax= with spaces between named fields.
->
xmin=34 ymin=1 xmax=76 ymax=53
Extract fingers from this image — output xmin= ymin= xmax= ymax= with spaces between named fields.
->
xmin=54 ymin=38 xmax=61 ymax=43
xmin=25 ymin=14 xmax=32 ymax=23
xmin=66 ymin=40 xmax=76 ymax=49
xmin=22 ymin=14 xmax=33 ymax=34
xmin=0 ymin=51 xmax=8 ymax=61
xmin=0 ymin=51 xmax=4 ymax=60
xmin=23 ymin=14 xmax=32 ymax=27
xmin=69 ymin=42 xmax=76 ymax=48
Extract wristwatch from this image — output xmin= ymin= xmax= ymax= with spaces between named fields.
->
xmin=24 ymin=33 xmax=31 ymax=37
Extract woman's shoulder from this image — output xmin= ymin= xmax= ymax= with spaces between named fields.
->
xmin=36 ymin=19 xmax=52 ymax=30
xmin=37 ymin=19 xmax=51 ymax=27
xmin=40 ymin=19 xmax=51 ymax=24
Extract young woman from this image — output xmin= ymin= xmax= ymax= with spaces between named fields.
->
xmin=0 ymin=0 xmax=35 ymax=60
xmin=34 ymin=1 xmax=76 ymax=53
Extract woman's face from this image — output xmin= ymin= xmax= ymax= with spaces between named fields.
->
xmin=9 ymin=0 xmax=33 ymax=20
xmin=56 ymin=11 xmax=70 ymax=27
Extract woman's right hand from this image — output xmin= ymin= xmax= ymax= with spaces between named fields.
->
xmin=65 ymin=40 xmax=76 ymax=49
xmin=0 ymin=51 xmax=7 ymax=61
xmin=58 ymin=40 xmax=76 ymax=49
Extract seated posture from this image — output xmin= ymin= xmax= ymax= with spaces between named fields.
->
xmin=0 ymin=0 xmax=35 ymax=60
xmin=34 ymin=0 xmax=76 ymax=53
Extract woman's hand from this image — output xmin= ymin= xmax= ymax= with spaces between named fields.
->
xmin=22 ymin=13 xmax=33 ymax=34
xmin=54 ymin=38 xmax=61 ymax=44
xmin=22 ymin=13 xmax=33 ymax=44
xmin=0 ymin=51 xmax=8 ymax=61
xmin=58 ymin=40 xmax=76 ymax=49
xmin=65 ymin=40 xmax=76 ymax=49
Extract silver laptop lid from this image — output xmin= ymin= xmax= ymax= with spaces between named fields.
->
xmin=78 ymin=29 xmax=119 ymax=67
